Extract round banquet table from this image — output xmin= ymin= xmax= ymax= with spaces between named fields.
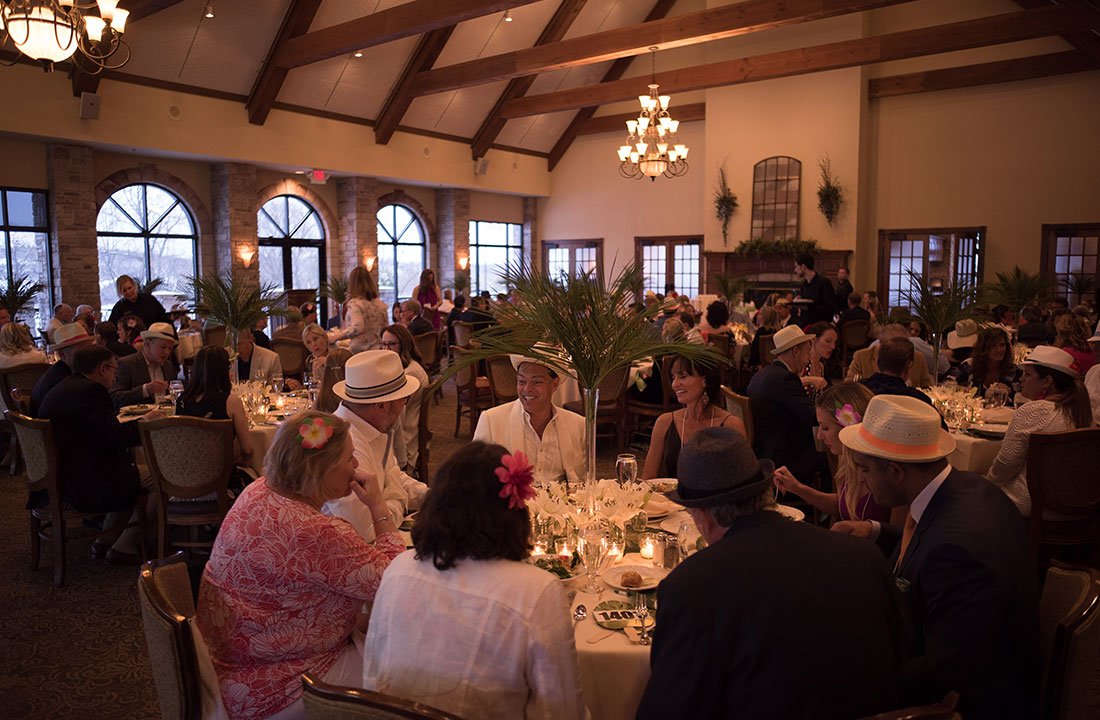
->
xmin=566 ymin=553 xmax=654 ymax=720
xmin=247 ymin=423 xmax=277 ymax=473
xmin=947 ymin=432 xmax=1002 ymax=475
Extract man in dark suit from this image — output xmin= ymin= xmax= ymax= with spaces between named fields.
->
xmin=30 ymin=322 xmax=94 ymax=416
xmin=834 ymin=395 xmax=1040 ymax=720
xmin=834 ymin=266 xmax=855 ymax=311
xmin=838 ymin=291 xmax=872 ymax=327
xmin=637 ymin=427 xmax=904 ymax=719
xmin=746 ymin=324 xmax=820 ymax=484
xmin=400 ymin=299 xmax=434 ymax=336
xmin=39 ymin=345 xmax=162 ymax=564
xmin=110 ymin=321 xmax=179 ymax=410
xmin=860 ymin=338 xmax=935 ymax=407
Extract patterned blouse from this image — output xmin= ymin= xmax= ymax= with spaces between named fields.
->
xmin=196 ymin=479 xmax=404 ymax=720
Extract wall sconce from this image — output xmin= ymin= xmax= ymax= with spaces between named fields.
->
xmin=458 ymin=255 xmax=469 ymax=271
xmin=239 ymin=247 xmax=256 ymax=268
xmin=364 ymin=255 xmax=376 ymax=272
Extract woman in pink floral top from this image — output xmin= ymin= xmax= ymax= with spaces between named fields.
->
xmin=197 ymin=410 xmax=404 ymax=720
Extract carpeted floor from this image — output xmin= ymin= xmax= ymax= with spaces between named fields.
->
xmin=0 ymin=381 xmax=629 ymax=717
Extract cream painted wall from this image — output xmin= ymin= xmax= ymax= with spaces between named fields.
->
xmin=0 ymin=135 xmax=47 ymax=189
xmin=97 ymin=150 xmax=213 ymax=207
xmin=866 ymin=69 xmax=1100 ymax=288
xmin=541 ymin=121 xmax=705 ymax=272
xmin=470 ymin=191 xmax=524 ymax=224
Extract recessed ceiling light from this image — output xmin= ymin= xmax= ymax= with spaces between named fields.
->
xmin=503 ymin=10 xmax=512 ymax=22
xmin=353 ymin=50 xmax=364 ymax=58
xmin=204 ymin=3 xmax=214 ymax=19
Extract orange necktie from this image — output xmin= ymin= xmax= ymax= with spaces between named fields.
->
xmin=894 ymin=512 xmax=917 ymax=573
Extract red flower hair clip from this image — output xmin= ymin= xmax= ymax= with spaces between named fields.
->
xmin=299 ymin=417 xmax=335 ymax=451
xmin=495 ymin=451 xmax=536 ymax=510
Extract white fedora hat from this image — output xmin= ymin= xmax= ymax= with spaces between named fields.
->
xmin=51 ymin=323 xmax=93 ymax=350
xmin=839 ymin=395 xmax=955 ymax=462
xmin=334 ymin=350 xmax=420 ymax=404
xmin=946 ymin=319 xmax=979 ymax=350
xmin=770 ymin=324 xmax=815 ymax=356
xmin=140 ymin=322 xmax=178 ymax=345
xmin=1022 ymin=345 xmax=1078 ymax=377
xmin=509 ymin=342 xmax=574 ymax=377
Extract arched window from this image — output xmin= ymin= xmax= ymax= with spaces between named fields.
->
xmin=376 ymin=204 xmax=426 ymax=306
xmin=97 ymin=184 xmax=197 ymax=311
xmin=257 ymin=195 xmax=326 ymax=297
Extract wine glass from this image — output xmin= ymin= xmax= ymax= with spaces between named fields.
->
xmin=616 ymin=453 xmax=638 ymax=485
xmin=677 ymin=519 xmax=702 ymax=561
xmin=580 ymin=524 xmax=610 ymax=593
xmin=984 ymin=383 xmax=1009 ymax=409
xmin=168 ymin=380 xmax=184 ymax=411
xmin=270 ymin=371 xmax=284 ymax=394
xmin=634 ymin=592 xmax=651 ymax=646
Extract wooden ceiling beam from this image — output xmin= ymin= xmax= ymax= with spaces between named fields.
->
xmin=125 ymin=0 xmax=186 ymax=22
xmin=470 ymin=0 xmax=589 ymax=161
xmin=246 ymin=0 xmax=324 ymax=126
xmin=546 ymin=0 xmax=679 ymax=171
xmin=575 ymin=102 xmax=706 ymax=136
xmin=374 ymin=27 xmax=455 ymax=146
xmin=868 ymin=50 xmax=1098 ymax=98
xmin=273 ymin=0 xmax=542 ymax=70
xmin=503 ymin=6 xmax=1079 ymax=120
xmin=1013 ymin=0 xmax=1100 ymax=63
xmin=410 ymin=0 xmax=919 ymax=99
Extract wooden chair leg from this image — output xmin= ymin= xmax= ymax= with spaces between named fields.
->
xmin=454 ymin=399 xmax=462 ymax=438
xmin=52 ymin=516 xmax=66 ymax=588
xmin=29 ymin=514 xmax=41 ymax=570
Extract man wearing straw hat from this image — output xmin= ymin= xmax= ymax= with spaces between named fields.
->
xmin=746 ymin=324 xmax=821 ymax=484
xmin=110 ymin=321 xmax=180 ymax=410
xmin=30 ymin=322 xmax=94 ymax=416
xmin=638 ymin=427 xmax=904 ymax=719
xmin=834 ymin=395 xmax=1039 ymax=719
xmin=324 ymin=350 xmax=426 ymax=542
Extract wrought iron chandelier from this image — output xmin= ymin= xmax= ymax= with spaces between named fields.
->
xmin=1 ymin=0 xmax=131 ymax=73
xmin=616 ymin=47 xmax=689 ymax=181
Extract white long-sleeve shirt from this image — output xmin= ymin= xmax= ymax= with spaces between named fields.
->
xmin=323 ymin=403 xmax=427 ymax=540
xmin=329 ymin=297 xmax=388 ymax=353
xmin=473 ymin=400 xmax=586 ymax=486
xmin=985 ymin=399 xmax=1073 ymax=517
xmin=363 ymin=551 xmax=586 ymax=720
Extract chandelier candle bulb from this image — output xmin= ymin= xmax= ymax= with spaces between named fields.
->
xmin=111 ymin=8 xmax=127 ymax=32
xmin=96 ymin=0 xmax=118 ymax=16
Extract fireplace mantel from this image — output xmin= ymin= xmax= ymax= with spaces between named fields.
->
xmin=704 ymin=249 xmax=852 ymax=293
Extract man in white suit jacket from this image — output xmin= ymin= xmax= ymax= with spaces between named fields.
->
xmin=234 ymin=329 xmax=283 ymax=384
xmin=474 ymin=352 xmax=585 ymax=485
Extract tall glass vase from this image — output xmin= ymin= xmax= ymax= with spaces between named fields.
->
xmin=582 ymin=387 xmax=599 ymax=513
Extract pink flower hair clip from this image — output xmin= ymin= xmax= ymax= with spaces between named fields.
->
xmin=495 ymin=451 xmax=536 ymax=510
xmin=299 ymin=417 xmax=335 ymax=451
xmin=834 ymin=403 xmax=862 ymax=428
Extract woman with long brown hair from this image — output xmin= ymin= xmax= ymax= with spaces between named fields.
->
xmin=414 ymin=268 xmax=443 ymax=331
xmin=986 ymin=346 xmax=1093 ymax=517
xmin=328 ymin=266 xmax=388 ymax=353
xmin=953 ymin=326 xmax=1018 ymax=398
xmin=177 ymin=345 xmax=255 ymax=468
xmin=1054 ymin=312 xmax=1096 ymax=375
xmin=379 ymin=323 xmax=429 ymax=473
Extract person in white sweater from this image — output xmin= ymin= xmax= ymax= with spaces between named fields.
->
xmin=0 ymin=322 xmax=47 ymax=412
xmin=985 ymin=346 xmax=1093 ymax=517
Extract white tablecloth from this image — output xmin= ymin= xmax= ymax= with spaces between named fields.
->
xmin=948 ymin=432 xmax=1002 ymax=475
xmin=566 ymin=553 xmax=655 ymax=720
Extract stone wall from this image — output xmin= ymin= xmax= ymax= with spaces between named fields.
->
xmin=46 ymin=143 xmax=100 ymax=306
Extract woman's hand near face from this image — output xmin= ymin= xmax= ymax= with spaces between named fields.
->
xmin=802 ymin=376 xmax=827 ymax=391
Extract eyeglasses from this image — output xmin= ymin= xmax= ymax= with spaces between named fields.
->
xmin=379 ymin=340 xmax=400 ymax=349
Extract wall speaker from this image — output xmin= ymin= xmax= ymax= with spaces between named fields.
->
xmin=79 ymin=92 xmax=100 ymax=120
xmin=474 ymin=157 xmax=490 ymax=176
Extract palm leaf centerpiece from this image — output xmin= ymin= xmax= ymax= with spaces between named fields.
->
xmin=439 ymin=262 xmax=723 ymax=491
xmin=899 ymin=271 xmax=981 ymax=384
xmin=190 ymin=272 xmax=285 ymax=353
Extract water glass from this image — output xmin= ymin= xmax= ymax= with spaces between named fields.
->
xmin=580 ymin=525 xmax=610 ymax=593
xmin=169 ymin=379 xmax=184 ymax=405
xmin=677 ymin=519 xmax=702 ymax=561
xmin=616 ymin=453 xmax=638 ymax=485
xmin=270 ymin=372 xmax=284 ymax=394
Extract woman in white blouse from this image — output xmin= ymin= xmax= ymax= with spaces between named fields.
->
xmin=328 ymin=266 xmax=388 ymax=353
xmin=363 ymin=442 xmax=585 ymax=720
xmin=0 ymin=322 xmax=46 ymax=370
xmin=986 ymin=345 xmax=1093 ymax=517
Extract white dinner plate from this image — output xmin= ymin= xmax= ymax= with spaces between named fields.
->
xmin=775 ymin=504 xmax=805 ymax=522
xmin=647 ymin=478 xmax=677 ymax=493
xmin=120 ymin=403 xmax=152 ymax=416
xmin=970 ymin=423 xmax=1008 ymax=439
xmin=644 ymin=495 xmax=677 ymax=519
xmin=659 ymin=511 xmax=692 ymax=534
xmin=602 ymin=564 xmax=669 ymax=592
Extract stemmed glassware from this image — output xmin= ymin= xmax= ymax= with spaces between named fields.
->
xmin=634 ymin=592 xmax=651 ymax=646
xmin=580 ymin=523 xmax=611 ymax=593
xmin=677 ymin=519 xmax=702 ymax=561
xmin=168 ymin=380 xmax=184 ymax=411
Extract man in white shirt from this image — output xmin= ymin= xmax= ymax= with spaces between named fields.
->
xmin=474 ymin=351 xmax=585 ymax=485
xmin=46 ymin=303 xmax=74 ymax=344
xmin=324 ymin=350 xmax=427 ymax=541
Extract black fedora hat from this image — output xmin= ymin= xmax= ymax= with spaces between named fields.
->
xmin=666 ymin=427 xmax=774 ymax=508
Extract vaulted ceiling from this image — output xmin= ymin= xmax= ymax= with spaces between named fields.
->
xmin=47 ymin=0 xmax=1100 ymax=169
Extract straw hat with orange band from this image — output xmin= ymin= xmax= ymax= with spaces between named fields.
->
xmin=838 ymin=395 xmax=955 ymax=463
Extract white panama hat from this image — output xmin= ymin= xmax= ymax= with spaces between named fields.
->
xmin=770 ymin=324 xmax=815 ymax=356
xmin=333 ymin=350 xmax=420 ymax=404
xmin=1021 ymin=345 xmax=1078 ymax=377
xmin=839 ymin=395 xmax=956 ymax=463
xmin=140 ymin=322 xmax=179 ymax=345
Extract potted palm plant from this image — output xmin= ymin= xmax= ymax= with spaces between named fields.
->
xmin=437 ymin=262 xmax=723 ymax=492
xmin=190 ymin=272 xmax=285 ymax=354
xmin=713 ymin=271 xmax=754 ymax=305
xmin=982 ymin=266 xmax=1054 ymax=310
xmin=319 ymin=276 xmax=349 ymax=324
xmin=0 ymin=275 xmax=45 ymax=323
xmin=899 ymin=271 xmax=981 ymax=381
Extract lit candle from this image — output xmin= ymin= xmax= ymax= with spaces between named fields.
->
xmin=608 ymin=542 xmax=623 ymax=564
xmin=640 ymin=537 xmax=655 ymax=560
xmin=556 ymin=540 xmax=573 ymax=557
xmin=275 ymin=395 xmax=286 ymax=409
xmin=531 ymin=543 xmax=547 ymax=557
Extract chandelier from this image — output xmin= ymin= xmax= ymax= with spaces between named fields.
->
xmin=1 ymin=0 xmax=131 ymax=73
xmin=616 ymin=47 xmax=689 ymax=181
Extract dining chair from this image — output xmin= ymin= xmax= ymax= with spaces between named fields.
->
xmin=720 ymin=385 xmax=754 ymax=448
xmin=451 ymin=348 xmax=492 ymax=438
xmin=0 ymin=362 xmax=50 ymax=472
xmin=624 ymin=356 xmax=681 ymax=446
xmin=138 ymin=417 xmax=235 ymax=559
xmin=8 ymin=409 xmax=145 ymax=587
xmin=840 ymin=319 xmax=871 ymax=368
xmin=272 ymin=338 xmax=308 ymax=380
xmin=485 ymin=355 xmax=518 ymax=406
xmin=857 ymin=692 xmax=959 ymax=719
xmin=139 ymin=552 xmax=219 ymax=720
xmin=1039 ymin=562 xmax=1100 ymax=720
xmin=1025 ymin=428 xmax=1100 ymax=554
xmin=202 ymin=325 xmax=226 ymax=348
xmin=452 ymin=321 xmax=475 ymax=349
xmin=416 ymin=388 xmax=433 ymax=484
xmin=301 ymin=673 xmax=464 ymax=720
xmin=563 ymin=364 xmax=630 ymax=451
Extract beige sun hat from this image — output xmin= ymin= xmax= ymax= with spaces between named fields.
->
xmin=509 ymin=342 xmax=574 ymax=377
xmin=946 ymin=319 xmax=979 ymax=350
xmin=140 ymin=322 xmax=179 ymax=345
xmin=1022 ymin=345 xmax=1078 ymax=377
xmin=839 ymin=395 xmax=956 ymax=463
xmin=51 ymin=323 xmax=93 ymax=350
xmin=770 ymin=324 xmax=815 ymax=356
xmin=333 ymin=349 xmax=420 ymax=404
